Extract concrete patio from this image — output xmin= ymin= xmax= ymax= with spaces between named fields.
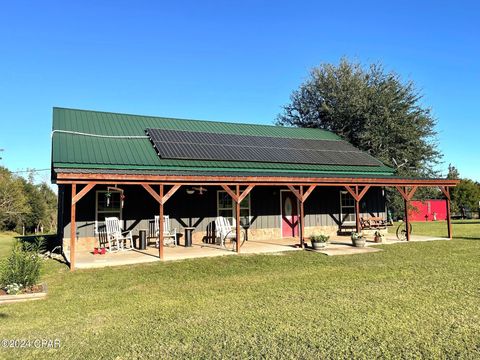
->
xmin=73 ymin=233 xmax=448 ymax=269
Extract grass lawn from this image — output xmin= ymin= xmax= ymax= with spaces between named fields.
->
xmin=0 ymin=222 xmax=479 ymax=359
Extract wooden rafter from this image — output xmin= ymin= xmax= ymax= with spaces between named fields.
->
xmin=344 ymin=185 xmax=358 ymax=201
xmin=439 ymin=186 xmax=450 ymax=199
xmin=395 ymin=185 xmax=418 ymax=201
xmin=221 ymin=184 xmax=255 ymax=204
xmin=162 ymin=185 xmax=181 ymax=204
xmin=72 ymin=183 xmax=95 ymax=205
xmin=287 ymin=185 xmax=302 ymax=202
xmin=302 ymin=185 xmax=317 ymax=202
xmin=238 ymin=184 xmax=255 ymax=203
xmin=142 ymin=184 xmax=181 ymax=205
xmin=357 ymin=185 xmax=371 ymax=201
xmin=221 ymin=185 xmax=238 ymax=202
xmin=141 ymin=184 xmax=162 ymax=203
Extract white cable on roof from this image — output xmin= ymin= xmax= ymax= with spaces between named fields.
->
xmin=51 ymin=130 xmax=149 ymax=139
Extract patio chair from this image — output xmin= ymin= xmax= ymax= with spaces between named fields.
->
xmin=153 ymin=215 xmax=177 ymax=247
xmin=215 ymin=216 xmax=237 ymax=246
xmin=104 ymin=217 xmax=134 ymax=251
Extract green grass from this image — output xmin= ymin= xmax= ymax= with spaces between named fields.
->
xmin=393 ymin=219 xmax=480 ymax=240
xmin=0 ymin=223 xmax=479 ymax=359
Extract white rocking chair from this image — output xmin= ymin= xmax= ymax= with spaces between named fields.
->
xmin=154 ymin=215 xmax=177 ymax=247
xmin=105 ymin=217 xmax=134 ymax=251
xmin=215 ymin=216 xmax=237 ymax=246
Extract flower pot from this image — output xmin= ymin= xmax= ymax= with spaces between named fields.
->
xmin=374 ymin=236 xmax=383 ymax=243
xmin=311 ymin=241 xmax=327 ymax=250
xmin=353 ymin=237 xmax=366 ymax=248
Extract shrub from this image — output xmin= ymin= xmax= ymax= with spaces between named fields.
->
xmin=310 ymin=234 xmax=330 ymax=243
xmin=20 ymin=236 xmax=47 ymax=253
xmin=1 ymin=243 xmax=42 ymax=288
xmin=351 ymin=232 xmax=363 ymax=240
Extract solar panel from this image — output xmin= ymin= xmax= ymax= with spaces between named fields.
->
xmin=146 ymin=128 xmax=382 ymax=167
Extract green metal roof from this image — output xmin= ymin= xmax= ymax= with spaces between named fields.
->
xmin=52 ymin=107 xmax=395 ymax=177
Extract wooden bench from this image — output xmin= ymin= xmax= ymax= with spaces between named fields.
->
xmin=360 ymin=217 xmax=387 ymax=230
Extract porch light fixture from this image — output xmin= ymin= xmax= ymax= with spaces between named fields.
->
xmin=106 ymin=185 xmax=125 ymax=208
xmin=186 ymin=188 xmax=195 ymax=195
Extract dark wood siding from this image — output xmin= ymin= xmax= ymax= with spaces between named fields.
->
xmin=60 ymin=184 xmax=386 ymax=239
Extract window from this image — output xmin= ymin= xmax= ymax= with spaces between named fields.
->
xmin=95 ymin=191 xmax=122 ymax=233
xmin=340 ymin=191 xmax=355 ymax=223
xmin=217 ymin=190 xmax=251 ymax=226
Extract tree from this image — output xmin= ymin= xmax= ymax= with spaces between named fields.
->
xmin=0 ymin=167 xmax=30 ymax=230
xmin=38 ymin=182 xmax=57 ymax=232
xmin=277 ymin=58 xmax=443 ymax=217
xmin=277 ymin=58 xmax=442 ymax=176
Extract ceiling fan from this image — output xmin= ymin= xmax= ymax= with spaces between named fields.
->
xmin=186 ymin=186 xmax=208 ymax=195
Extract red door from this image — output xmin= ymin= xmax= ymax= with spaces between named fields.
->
xmin=281 ymin=191 xmax=299 ymax=237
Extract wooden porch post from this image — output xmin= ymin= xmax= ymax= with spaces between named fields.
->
xmin=440 ymin=186 xmax=452 ymax=239
xmin=344 ymin=185 xmax=370 ymax=233
xmin=235 ymin=185 xmax=241 ymax=253
xmin=70 ymin=183 xmax=77 ymax=271
xmin=159 ymin=185 xmax=164 ymax=260
xmin=403 ymin=186 xmax=411 ymax=242
xmin=141 ymin=183 xmax=181 ymax=259
xmin=287 ymin=184 xmax=316 ymax=248
xmin=354 ymin=186 xmax=361 ymax=233
xmin=299 ymin=186 xmax=305 ymax=248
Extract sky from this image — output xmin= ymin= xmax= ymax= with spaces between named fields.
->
xmin=0 ymin=0 xmax=479 ymax=183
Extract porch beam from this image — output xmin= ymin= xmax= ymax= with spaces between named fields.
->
xmin=72 ymin=183 xmax=95 ymax=205
xmin=70 ymin=183 xmax=77 ymax=271
xmin=221 ymin=185 xmax=239 ymax=202
xmin=57 ymin=177 xmax=460 ymax=188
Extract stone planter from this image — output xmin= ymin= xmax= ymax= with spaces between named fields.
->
xmin=0 ymin=283 xmax=47 ymax=305
xmin=311 ymin=241 xmax=328 ymax=250
xmin=352 ymin=237 xmax=366 ymax=248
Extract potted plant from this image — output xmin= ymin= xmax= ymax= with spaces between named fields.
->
xmin=310 ymin=234 xmax=329 ymax=250
xmin=374 ymin=231 xmax=384 ymax=243
xmin=351 ymin=231 xmax=366 ymax=248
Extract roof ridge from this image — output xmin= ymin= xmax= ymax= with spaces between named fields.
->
xmin=52 ymin=106 xmax=338 ymax=136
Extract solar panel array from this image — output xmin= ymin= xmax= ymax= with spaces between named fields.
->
xmin=146 ymin=128 xmax=382 ymax=167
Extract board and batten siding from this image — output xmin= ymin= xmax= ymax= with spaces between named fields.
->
xmin=59 ymin=184 xmax=386 ymax=242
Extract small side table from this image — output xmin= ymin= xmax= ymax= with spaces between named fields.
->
xmin=184 ymin=227 xmax=195 ymax=247
xmin=138 ymin=229 xmax=147 ymax=250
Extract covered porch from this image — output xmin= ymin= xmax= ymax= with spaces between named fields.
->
xmin=58 ymin=172 xmax=458 ymax=271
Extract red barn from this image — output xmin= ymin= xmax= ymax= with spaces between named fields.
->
xmin=409 ymin=200 xmax=447 ymax=221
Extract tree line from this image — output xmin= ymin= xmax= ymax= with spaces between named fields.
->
xmin=0 ymin=167 xmax=57 ymax=234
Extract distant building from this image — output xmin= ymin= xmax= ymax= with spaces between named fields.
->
xmin=409 ymin=200 xmax=447 ymax=221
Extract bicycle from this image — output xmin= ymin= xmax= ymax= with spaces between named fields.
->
xmin=219 ymin=228 xmax=247 ymax=251
xmin=396 ymin=221 xmax=413 ymax=241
